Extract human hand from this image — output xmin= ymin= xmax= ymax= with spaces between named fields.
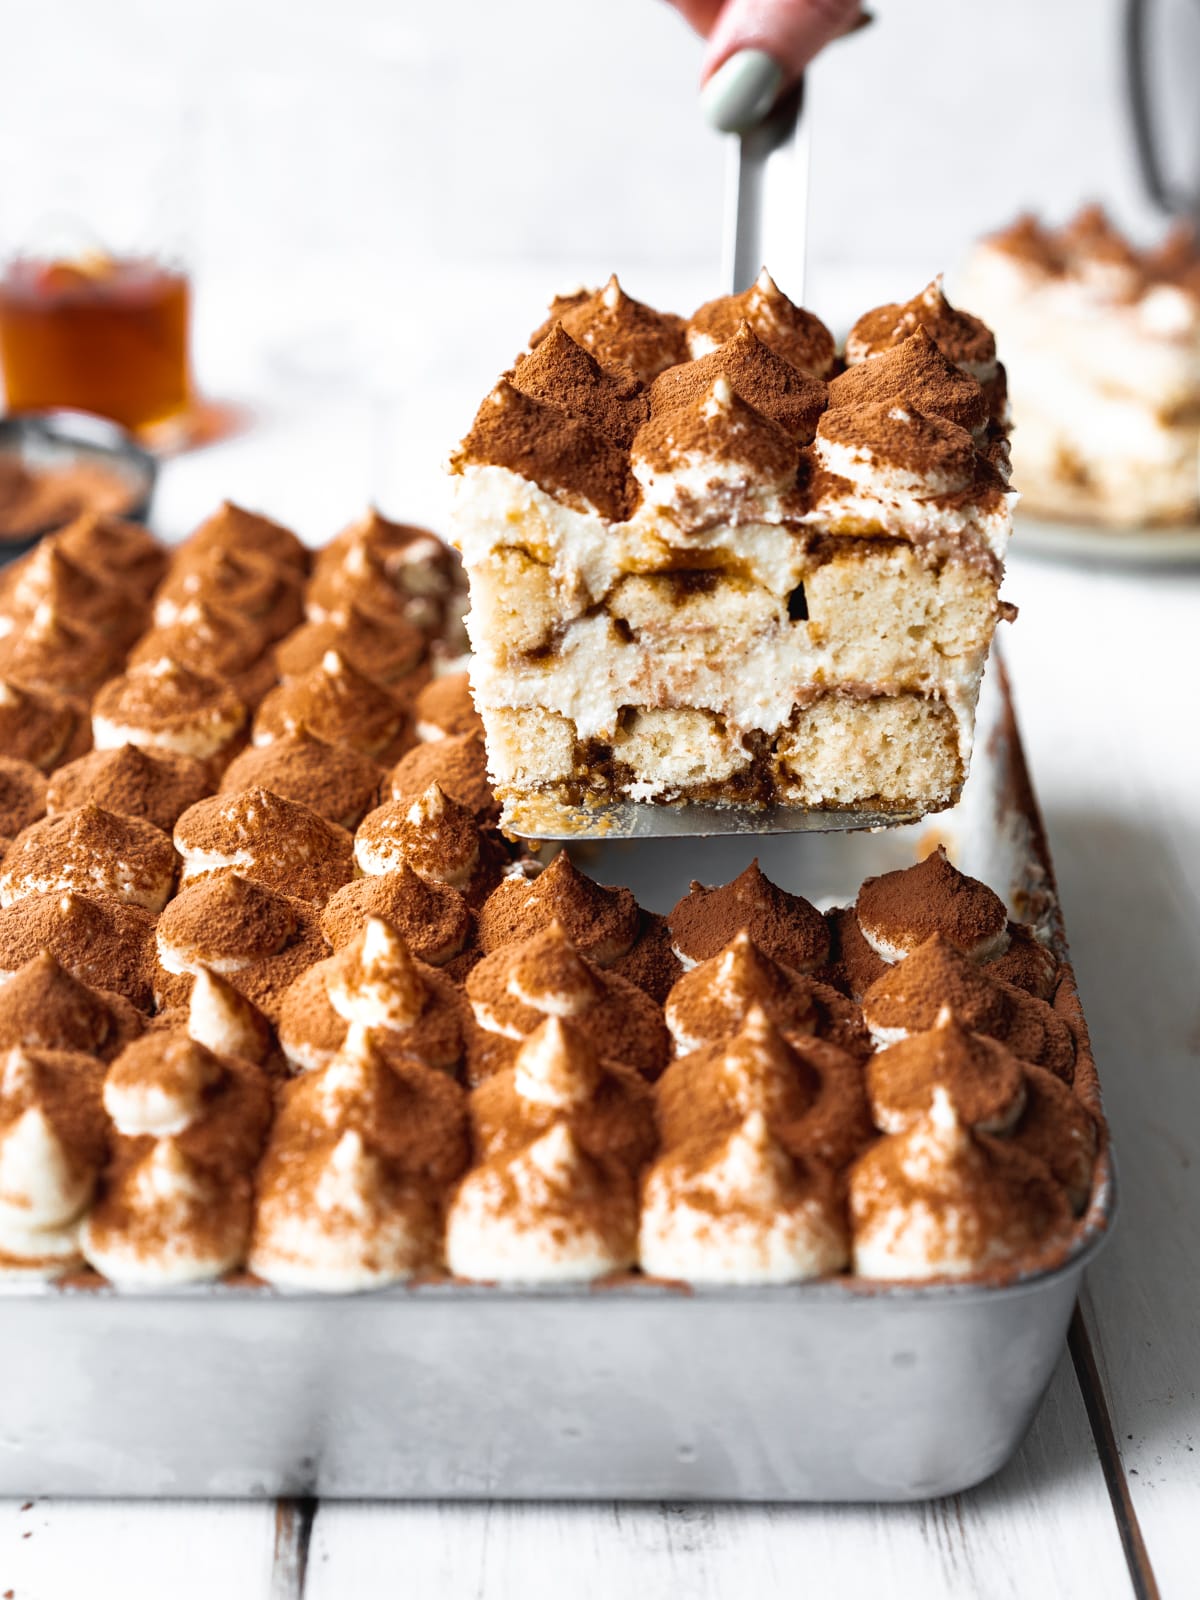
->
xmin=670 ymin=0 xmax=866 ymax=131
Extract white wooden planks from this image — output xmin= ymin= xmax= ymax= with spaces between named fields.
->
xmin=1003 ymin=553 xmax=1200 ymax=1600
xmin=0 ymin=1498 xmax=278 ymax=1600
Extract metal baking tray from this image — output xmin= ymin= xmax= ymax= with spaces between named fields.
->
xmin=0 ymin=653 xmax=1114 ymax=1501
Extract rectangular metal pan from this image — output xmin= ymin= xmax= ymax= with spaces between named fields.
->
xmin=0 ymin=654 xmax=1114 ymax=1502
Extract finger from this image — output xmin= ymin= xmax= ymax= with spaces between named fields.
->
xmin=669 ymin=0 xmax=725 ymax=33
xmin=703 ymin=0 xmax=864 ymax=79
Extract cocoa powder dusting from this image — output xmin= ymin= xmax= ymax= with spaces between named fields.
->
xmin=668 ymin=860 xmax=829 ymax=970
xmin=390 ymin=731 xmax=498 ymax=827
xmin=512 ymin=325 xmax=651 ymax=448
xmin=47 ymin=744 xmax=212 ymax=834
xmin=220 ymin=732 xmax=383 ymax=830
xmin=827 ymin=329 xmax=988 ymax=432
xmin=648 ymin=324 xmax=828 ymax=442
xmin=856 ymin=847 xmax=1007 ymax=955
xmin=455 ymin=379 xmax=639 ymax=523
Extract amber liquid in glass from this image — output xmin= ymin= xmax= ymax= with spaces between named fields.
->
xmin=0 ymin=254 xmax=191 ymax=431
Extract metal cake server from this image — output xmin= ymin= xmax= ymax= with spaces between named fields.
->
xmin=510 ymin=81 xmax=918 ymax=842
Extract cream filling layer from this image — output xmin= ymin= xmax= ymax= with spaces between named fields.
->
xmin=451 ymin=463 xmax=1009 ymax=602
xmin=469 ymin=615 xmax=987 ymax=764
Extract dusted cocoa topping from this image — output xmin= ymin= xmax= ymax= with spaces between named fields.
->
xmin=0 ymin=802 xmax=176 ymax=912
xmin=455 ymin=378 xmax=639 ymax=523
xmin=861 ymin=934 xmax=1076 ymax=1079
xmin=1142 ymin=218 xmax=1200 ymax=288
xmin=512 ymin=325 xmax=651 ymax=448
xmin=321 ymin=863 xmax=472 ymax=965
xmin=275 ymin=608 xmax=427 ymax=687
xmin=82 ymin=1137 xmax=257 ymax=1286
xmin=632 ymin=376 xmax=799 ymax=481
xmin=0 ymin=891 xmax=156 ymax=1010
xmin=648 ymin=323 xmax=828 ymax=443
xmin=665 ymin=931 xmax=870 ymax=1061
xmin=128 ymin=604 xmax=278 ymax=708
xmin=0 ymin=951 xmax=142 ymax=1060
xmin=312 ymin=510 xmax=455 ymax=598
xmin=0 ymin=679 xmax=89 ymax=772
xmin=83 ymin=1029 xmax=272 ymax=1285
xmin=179 ymin=501 xmax=310 ymax=576
xmin=155 ymin=874 xmax=327 ymax=1022
xmin=155 ymin=547 xmax=305 ymax=643
xmin=856 ymin=847 xmax=1009 ymax=961
xmin=468 ymin=1015 xmax=656 ymax=1175
xmin=656 ymin=1005 xmax=872 ymax=1172
xmin=988 ymin=924 xmax=1058 ymax=1000
xmin=0 ymin=1044 xmax=107 ymax=1273
xmin=1060 ymin=203 xmax=1143 ymax=274
xmin=985 ymin=212 xmax=1065 ymax=273
xmin=103 ymin=1034 xmax=248 ymax=1143
xmin=174 ymin=786 xmax=354 ymax=907
xmin=112 ymin=1050 xmax=270 ymax=1177
xmin=221 ymin=731 xmax=382 ymax=830
xmin=47 ymin=744 xmax=212 ymax=834
xmin=447 ymin=1118 xmax=640 ymax=1283
xmin=476 ymin=851 xmax=639 ymax=966
xmin=54 ymin=513 xmax=168 ymax=598
xmin=389 ymin=730 xmax=498 ymax=828
xmin=0 ymin=757 xmax=47 ymax=838
xmin=849 ymin=1087 xmax=1072 ymax=1280
xmin=668 ymin=860 xmax=829 ymax=972
xmin=269 ymin=1024 xmax=469 ymax=1187
xmin=537 ymin=275 xmax=688 ymax=384
xmin=827 ymin=329 xmax=988 ymax=434
xmin=1010 ymin=1063 xmax=1098 ymax=1214
xmin=862 ymin=933 xmax=1010 ymax=1039
xmin=820 ymin=905 xmax=888 ymax=1000
xmin=250 ymin=1025 xmax=466 ymax=1289
xmin=0 ymin=604 xmax=124 ymax=697
xmin=466 ymin=922 xmax=671 ymax=1081
xmin=354 ymin=782 xmax=505 ymax=904
xmin=278 ymin=918 xmax=466 ymax=1076
xmin=639 ymin=1110 xmax=848 ymax=1285
xmin=305 ymin=513 xmax=458 ymax=639
xmin=846 ymin=278 xmax=997 ymax=376
xmin=156 ymin=872 xmax=300 ymax=973
xmin=815 ymin=401 xmax=976 ymax=486
xmin=2 ymin=537 xmax=147 ymax=645
xmin=688 ymin=268 xmax=837 ymax=378
xmin=92 ymin=658 xmax=247 ymax=763
xmin=413 ymin=672 xmax=484 ymax=741
xmin=0 ymin=458 xmax=139 ymax=543
xmin=186 ymin=966 xmax=278 ymax=1072
xmin=253 ymin=650 xmax=412 ymax=763
xmin=506 ymin=920 xmax=604 ymax=1013
xmin=0 ymin=1043 xmax=108 ymax=1187
xmin=609 ymin=913 xmax=684 ymax=1005
xmin=867 ymin=1007 xmax=1027 ymax=1135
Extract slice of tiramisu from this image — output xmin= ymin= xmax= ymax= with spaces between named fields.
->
xmin=449 ymin=272 xmax=1015 ymax=833
xmin=959 ymin=206 xmax=1200 ymax=527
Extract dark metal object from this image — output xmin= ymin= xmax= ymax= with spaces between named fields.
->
xmin=0 ymin=409 xmax=158 ymax=561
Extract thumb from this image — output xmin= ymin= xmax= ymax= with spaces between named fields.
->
xmin=699 ymin=0 xmax=864 ymax=130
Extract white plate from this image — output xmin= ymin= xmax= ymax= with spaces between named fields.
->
xmin=1013 ymin=513 xmax=1200 ymax=566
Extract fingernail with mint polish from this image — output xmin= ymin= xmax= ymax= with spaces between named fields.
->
xmin=699 ymin=49 xmax=785 ymax=134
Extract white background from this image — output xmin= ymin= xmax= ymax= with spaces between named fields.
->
xmin=2 ymin=3 xmax=1199 ymax=1596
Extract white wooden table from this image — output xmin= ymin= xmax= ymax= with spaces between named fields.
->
xmin=1 ymin=384 xmax=1195 ymax=1599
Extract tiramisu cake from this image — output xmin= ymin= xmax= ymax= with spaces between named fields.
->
xmin=960 ymin=206 xmax=1200 ymax=527
xmin=448 ymin=272 xmax=1015 ymax=831
xmin=0 ymin=504 xmax=1103 ymax=1291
